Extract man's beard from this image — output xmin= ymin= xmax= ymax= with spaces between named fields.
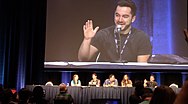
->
xmin=121 ymin=24 xmax=131 ymax=31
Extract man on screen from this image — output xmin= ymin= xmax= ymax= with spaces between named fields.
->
xmin=78 ymin=0 xmax=152 ymax=62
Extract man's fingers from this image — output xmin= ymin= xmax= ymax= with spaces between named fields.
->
xmin=84 ymin=20 xmax=92 ymax=29
xmin=94 ymin=26 xmax=99 ymax=33
xmin=83 ymin=20 xmax=99 ymax=33
xmin=86 ymin=20 xmax=89 ymax=28
xmin=83 ymin=25 xmax=86 ymax=31
xmin=89 ymin=20 xmax=93 ymax=28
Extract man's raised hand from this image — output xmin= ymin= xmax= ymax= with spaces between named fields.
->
xmin=83 ymin=20 xmax=99 ymax=40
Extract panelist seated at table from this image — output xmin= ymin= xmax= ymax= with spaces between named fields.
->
xmin=71 ymin=74 xmax=81 ymax=86
xmin=144 ymin=75 xmax=158 ymax=88
xmin=103 ymin=74 xmax=118 ymax=87
xmin=121 ymin=74 xmax=133 ymax=87
xmin=89 ymin=73 xmax=101 ymax=87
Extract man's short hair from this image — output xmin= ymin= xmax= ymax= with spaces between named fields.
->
xmin=109 ymin=74 xmax=115 ymax=78
xmin=117 ymin=0 xmax=137 ymax=16
xmin=141 ymin=88 xmax=153 ymax=100
xmin=150 ymin=74 xmax=155 ymax=78
xmin=59 ymin=83 xmax=67 ymax=92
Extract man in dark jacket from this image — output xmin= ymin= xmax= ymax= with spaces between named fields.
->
xmin=54 ymin=83 xmax=74 ymax=104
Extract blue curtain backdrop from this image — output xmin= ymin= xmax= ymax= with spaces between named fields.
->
xmin=0 ymin=0 xmax=46 ymax=90
xmin=0 ymin=0 xmax=187 ymax=89
xmin=133 ymin=0 xmax=187 ymax=55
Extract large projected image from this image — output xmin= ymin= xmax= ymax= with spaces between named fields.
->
xmin=45 ymin=0 xmax=188 ymax=63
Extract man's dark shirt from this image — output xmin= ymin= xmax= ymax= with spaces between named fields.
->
xmin=54 ymin=91 xmax=74 ymax=104
xmin=91 ymin=25 xmax=152 ymax=62
xmin=146 ymin=81 xmax=158 ymax=88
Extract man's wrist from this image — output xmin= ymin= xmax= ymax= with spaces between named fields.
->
xmin=84 ymin=37 xmax=92 ymax=40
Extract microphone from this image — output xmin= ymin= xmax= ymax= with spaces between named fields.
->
xmin=117 ymin=25 xmax=121 ymax=31
xmin=112 ymin=25 xmax=127 ymax=63
xmin=115 ymin=25 xmax=122 ymax=33
xmin=115 ymin=25 xmax=122 ymax=59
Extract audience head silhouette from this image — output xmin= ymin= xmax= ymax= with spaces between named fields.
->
xmin=149 ymin=85 xmax=176 ymax=104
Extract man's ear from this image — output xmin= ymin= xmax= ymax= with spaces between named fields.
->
xmin=132 ymin=16 xmax=136 ymax=23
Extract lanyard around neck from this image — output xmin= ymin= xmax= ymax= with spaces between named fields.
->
xmin=114 ymin=29 xmax=131 ymax=55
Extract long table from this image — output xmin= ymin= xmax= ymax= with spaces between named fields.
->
xmin=26 ymin=85 xmax=181 ymax=104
